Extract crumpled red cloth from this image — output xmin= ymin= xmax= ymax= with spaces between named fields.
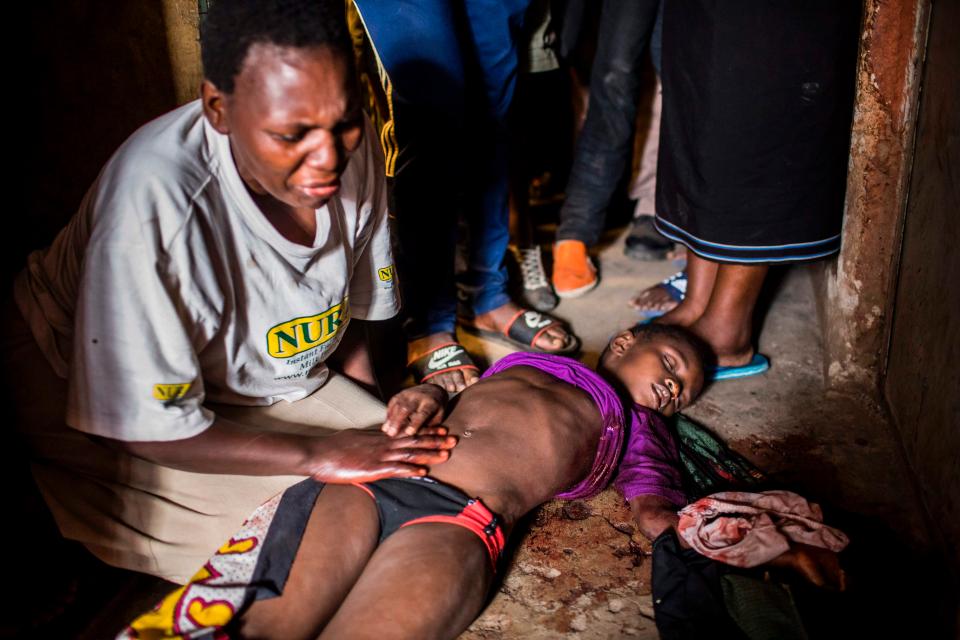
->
xmin=676 ymin=490 xmax=849 ymax=567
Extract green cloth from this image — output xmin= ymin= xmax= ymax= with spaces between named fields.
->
xmin=673 ymin=414 xmax=768 ymax=499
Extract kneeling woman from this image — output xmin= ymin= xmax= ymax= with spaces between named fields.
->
xmin=7 ymin=0 xmax=450 ymax=585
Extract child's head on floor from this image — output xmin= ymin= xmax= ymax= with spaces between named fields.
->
xmin=599 ymin=323 xmax=710 ymax=416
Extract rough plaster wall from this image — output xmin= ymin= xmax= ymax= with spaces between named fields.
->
xmin=161 ymin=0 xmax=203 ymax=105
xmin=884 ymin=0 xmax=960 ymax=566
xmin=816 ymin=0 xmax=931 ymax=395
xmin=8 ymin=2 xmax=180 ymax=279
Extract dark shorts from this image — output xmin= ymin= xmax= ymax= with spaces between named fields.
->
xmin=121 ymin=477 xmax=507 ymax=638
xmin=354 ymin=476 xmax=506 ymax=570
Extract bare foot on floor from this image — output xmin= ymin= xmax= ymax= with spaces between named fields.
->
xmin=628 ymin=282 xmax=682 ymax=316
xmin=687 ymin=316 xmax=756 ymax=368
xmin=654 ymin=301 xmax=704 ymax=328
xmin=708 ymin=348 xmax=756 ymax=368
xmin=467 ymin=302 xmax=577 ymax=352
xmin=656 ymin=308 xmax=756 ymax=368
xmin=408 ymin=333 xmax=480 ymax=394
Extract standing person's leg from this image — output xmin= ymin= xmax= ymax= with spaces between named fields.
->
xmin=689 ymin=263 xmax=768 ymax=368
xmin=628 ymin=80 xmax=660 ymax=222
xmin=625 ymin=77 xmax=676 ymax=261
xmin=352 ymin=0 xmax=478 ymax=392
xmin=457 ymin=0 xmax=578 ymax=353
xmin=655 ymin=255 xmax=767 ymax=367
xmin=506 ymin=2 xmax=564 ymax=313
xmin=320 ymin=524 xmax=494 ymax=639
xmin=653 ymin=2 xmax=859 ymax=378
xmin=457 ymin=0 xmax=524 ymax=321
xmin=655 ymin=252 xmax=717 ymax=326
xmin=649 ymin=0 xmax=663 ymax=75
xmin=507 ymin=68 xmax=556 ymax=313
xmin=509 ymin=189 xmax=559 ymax=312
xmin=552 ymin=0 xmax=660 ymax=296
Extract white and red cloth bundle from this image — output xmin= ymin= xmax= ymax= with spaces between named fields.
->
xmin=677 ymin=490 xmax=849 ymax=567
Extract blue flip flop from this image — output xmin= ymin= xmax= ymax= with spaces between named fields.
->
xmin=637 ymin=270 xmax=687 ymax=320
xmin=708 ymin=353 xmax=770 ymax=381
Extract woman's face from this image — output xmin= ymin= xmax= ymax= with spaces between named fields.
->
xmin=203 ymin=43 xmax=364 ymax=210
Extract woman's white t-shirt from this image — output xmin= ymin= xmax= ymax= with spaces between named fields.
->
xmin=15 ymin=100 xmax=400 ymax=442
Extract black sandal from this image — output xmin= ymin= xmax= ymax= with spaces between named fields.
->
xmin=459 ymin=309 xmax=580 ymax=355
xmin=407 ymin=342 xmax=480 ymax=384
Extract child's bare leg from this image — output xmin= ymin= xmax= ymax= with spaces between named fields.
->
xmin=236 ymin=485 xmax=380 ymax=640
xmin=320 ymin=523 xmax=495 ymax=640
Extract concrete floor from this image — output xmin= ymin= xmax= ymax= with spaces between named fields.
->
xmin=11 ymin=225 xmax=952 ymax=639
xmin=456 ymin=227 xmax=947 ymax=639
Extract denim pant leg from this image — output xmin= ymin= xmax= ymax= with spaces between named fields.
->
xmin=556 ymin=0 xmax=660 ymax=247
xmin=454 ymin=0 xmax=531 ymax=316
xmin=354 ymin=0 xmax=465 ymax=338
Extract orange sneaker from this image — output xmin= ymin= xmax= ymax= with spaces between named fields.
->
xmin=552 ymin=240 xmax=599 ymax=298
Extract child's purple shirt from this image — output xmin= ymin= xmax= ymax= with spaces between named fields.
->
xmin=482 ymin=352 xmax=687 ymax=507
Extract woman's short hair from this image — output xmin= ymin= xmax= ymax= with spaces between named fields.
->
xmin=201 ymin=0 xmax=353 ymax=94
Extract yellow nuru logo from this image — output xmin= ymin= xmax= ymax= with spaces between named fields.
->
xmin=267 ymin=301 xmax=347 ymax=358
xmin=377 ymin=265 xmax=394 ymax=282
xmin=152 ymin=383 xmax=192 ymax=402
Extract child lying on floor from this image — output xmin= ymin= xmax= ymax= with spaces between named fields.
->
xmin=120 ymin=324 xmax=837 ymax=639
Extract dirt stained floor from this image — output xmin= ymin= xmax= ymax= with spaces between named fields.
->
xmin=8 ymin=224 xmax=952 ymax=639
xmin=464 ymin=492 xmax=659 ymax=639
xmin=455 ymin=225 xmax=945 ymax=639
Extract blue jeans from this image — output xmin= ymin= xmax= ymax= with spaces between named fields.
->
xmin=556 ymin=0 xmax=662 ymax=247
xmin=354 ymin=0 xmax=531 ymax=338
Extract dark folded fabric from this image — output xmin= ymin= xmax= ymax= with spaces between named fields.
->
xmin=652 ymin=529 xmax=746 ymax=640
